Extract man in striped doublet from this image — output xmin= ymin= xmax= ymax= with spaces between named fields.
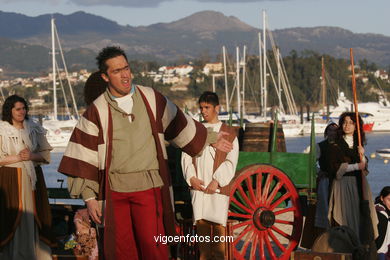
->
xmin=58 ymin=46 xmax=232 ymax=260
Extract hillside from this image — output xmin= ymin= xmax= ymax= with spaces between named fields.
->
xmin=0 ymin=10 xmax=390 ymax=75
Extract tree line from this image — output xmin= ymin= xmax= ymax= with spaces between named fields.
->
xmin=4 ymin=50 xmax=390 ymax=115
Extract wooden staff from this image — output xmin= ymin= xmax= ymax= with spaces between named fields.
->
xmin=349 ymin=48 xmax=362 ymax=149
xmin=350 ymin=48 xmax=376 ymax=255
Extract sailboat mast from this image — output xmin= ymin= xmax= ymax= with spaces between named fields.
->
xmin=321 ymin=56 xmax=326 ymax=114
xmin=262 ymin=10 xmax=267 ymax=118
xmin=236 ymin=46 xmax=241 ymax=118
xmin=223 ymin=46 xmax=229 ymax=112
xmin=277 ymin=48 xmax=283 ymax=110
xmin=242 ymin=45 xmax=247 ymax=117
xmin=258 ymin=32 xmax=263 ymax=115
xmin=0 ymin=88 xmax=4 ymax=102
xmin=51 ymin=18 xmax=57 ymax=120
xmin=54 ymin=28 xmax=79 ymax=119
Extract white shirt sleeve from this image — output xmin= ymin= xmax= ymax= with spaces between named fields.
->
xmin=212 ymin=137 xmax=239 ymax=187
xmin=181 ymin=151 xmax=197 ymax=186
xmin=346 ymin=155 xmax=366 ymax=172
xmin=346 ymin=163 xmax=360 ymax=172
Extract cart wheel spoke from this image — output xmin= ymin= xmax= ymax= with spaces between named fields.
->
xmin=271 ymin=225 xmax=291 ymax=240
xmin=262 ymin=173 xmax=274 ymax=202
xmin=267 ymin=229 xmax=286 ymax=252
xmin=237 ymin=185 xmax=256 ymax=209
xmin=274 ymin=207 xmax=296 ymax=215
xmin=264 ymin=232 xmax=277 ymax=259
xmin=229 ymin=212 xmax=252 ymax=219
xmin=238 ymin=229 xmax=255 ymax=256
xmin=249 ymin=230 xmax=259 ymax=259
xmin=245 ymin=176 xmax=257 ymax=204
xmin=233 ymin=224 xmax=255 ymax=245
xmin=232 ymin=219 xmax=252 ymax=230
xmin=258 ymin=232 xmax=265 ymax=259
xmin=270 ymin=192 xmax=291 ymax=211
xmin=274 ymin=219 xmax=294 ymax=225
xmin=265 ymin=180 xmax=284 ymax=206
xmin=231 ymin=197 xmax=254 ymax=215
xmin=256 ymin=173 xmax=263 ymax=202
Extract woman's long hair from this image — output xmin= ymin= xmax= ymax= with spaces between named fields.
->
xmin=338 ymin=112 xmax=366 ymax=146
xmin=1 ymin=94 xmax=29 ymax=125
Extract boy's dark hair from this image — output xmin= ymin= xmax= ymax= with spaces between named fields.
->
xmin=84 ymin=71 xmax=108 ymax=106
xmin=375 ymin=186 xmax=390 ymax=205
xmin=2 ymin=94 xmax=29 ymax=124
xmin=96 ymin=46 xmax=128 ymax=74
xmin=198 ymin=91 xmax=219 ymax=106
xmin=324 ymin=122 xmax=338 ymax=138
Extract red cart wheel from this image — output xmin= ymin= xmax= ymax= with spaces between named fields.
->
xmin=228 ymin=164 xmax=303 ymax=260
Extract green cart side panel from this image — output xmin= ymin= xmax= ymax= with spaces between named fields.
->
xmin=237 ymin=151 xmax=314 ymax=189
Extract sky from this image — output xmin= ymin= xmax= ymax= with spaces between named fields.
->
xmin=1 ymin=0 xmax=389 ymax=36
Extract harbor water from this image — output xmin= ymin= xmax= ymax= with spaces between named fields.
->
xmin=43 ymin=133 xmax=390 ymax=200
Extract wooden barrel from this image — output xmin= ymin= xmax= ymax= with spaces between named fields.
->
xmin=241 ymin=122 xmax=286 ymax=152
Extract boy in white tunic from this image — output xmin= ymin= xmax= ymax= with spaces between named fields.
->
xmin=181 ymin=91 xmax=239 ymax=260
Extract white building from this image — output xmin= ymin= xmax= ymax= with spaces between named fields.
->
xmin=158 ymin=65 xmax=193 ymax=76
xmin=174 ymin=65 xmax=193 ymax=76
xmin=374 ymin=70 xmax=389 ymax=80
xmin=37 ymin=90 xmax=50 ymax=97
xmin=162 ymin=75 xmax=180 ymax=84
xmin=203 ymin=62 xmax=223 ymax=75
xmin=29 ymin=98 xmax=45 ymax=107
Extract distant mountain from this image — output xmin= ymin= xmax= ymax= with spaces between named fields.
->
xmin=0 ymin=37 xmax=49 ymax=74
xmin=152 ymin=10 xmax=254 ymax=32
xmin=0 ymin=10 xmax=390 ymax=75
xmin=272 ymin=27 xmax=390 ymax=63
xmin=0 ymin=10 xmax=123 ymax=38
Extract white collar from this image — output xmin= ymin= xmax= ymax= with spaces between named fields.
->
xmin=344 ymin=135 xmax=354 ymax=148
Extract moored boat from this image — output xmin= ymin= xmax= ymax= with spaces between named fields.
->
xmin=376 ymin=148 xmax=390 ymax=158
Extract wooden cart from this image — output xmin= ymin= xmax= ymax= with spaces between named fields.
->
xmin=172 ymin=118 xmax=317 ymax=260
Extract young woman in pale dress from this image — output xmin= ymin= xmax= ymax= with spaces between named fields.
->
xmin=327 ymin=112 xmax=378 ymax=242
xmin=0 ymin=95 xmax=53 ymax=260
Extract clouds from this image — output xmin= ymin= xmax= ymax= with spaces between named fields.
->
xmin=71 ymin=0 xmax=284 ymax=7
xmin=0 ymin=0 xmax=62 ymax=3
xmin=0 ymin=0 xmax=284 ymax=8
xmin=0 ymin=0 xmax=173 ymax=7
xmin=69 ymin=0 xmax=173 ymax=7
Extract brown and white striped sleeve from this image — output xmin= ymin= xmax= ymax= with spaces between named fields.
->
xmin=155 ymin=91 xmax=207 ymax=157
xmin=58 ymin=104 xmax=104 ymax=183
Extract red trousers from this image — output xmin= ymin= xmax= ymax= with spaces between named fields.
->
xmin=109 ymin=188 xmax=168 ymax=260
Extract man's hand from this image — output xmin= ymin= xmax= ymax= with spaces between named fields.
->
xmin=205 ymin=179 xmax=219 ymax=194
xmin=212 ymin=131 xmax=233 ymax=153
xmin=85 ymin=199 xmax=102 ymax=224
xmin=190 ymin=176 xmax=205 ymax=191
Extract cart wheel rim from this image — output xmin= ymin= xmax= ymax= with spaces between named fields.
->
xmin=228 ymin=164 xmax=303 ymax=260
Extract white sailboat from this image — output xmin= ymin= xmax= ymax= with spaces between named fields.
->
xmin=43 ymin=18 xmax=78 ymax=147
xmin=255 ymin=10 xmax=303 ymax=136
xmin=217 ymin=12 xmax=304 ymax=138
